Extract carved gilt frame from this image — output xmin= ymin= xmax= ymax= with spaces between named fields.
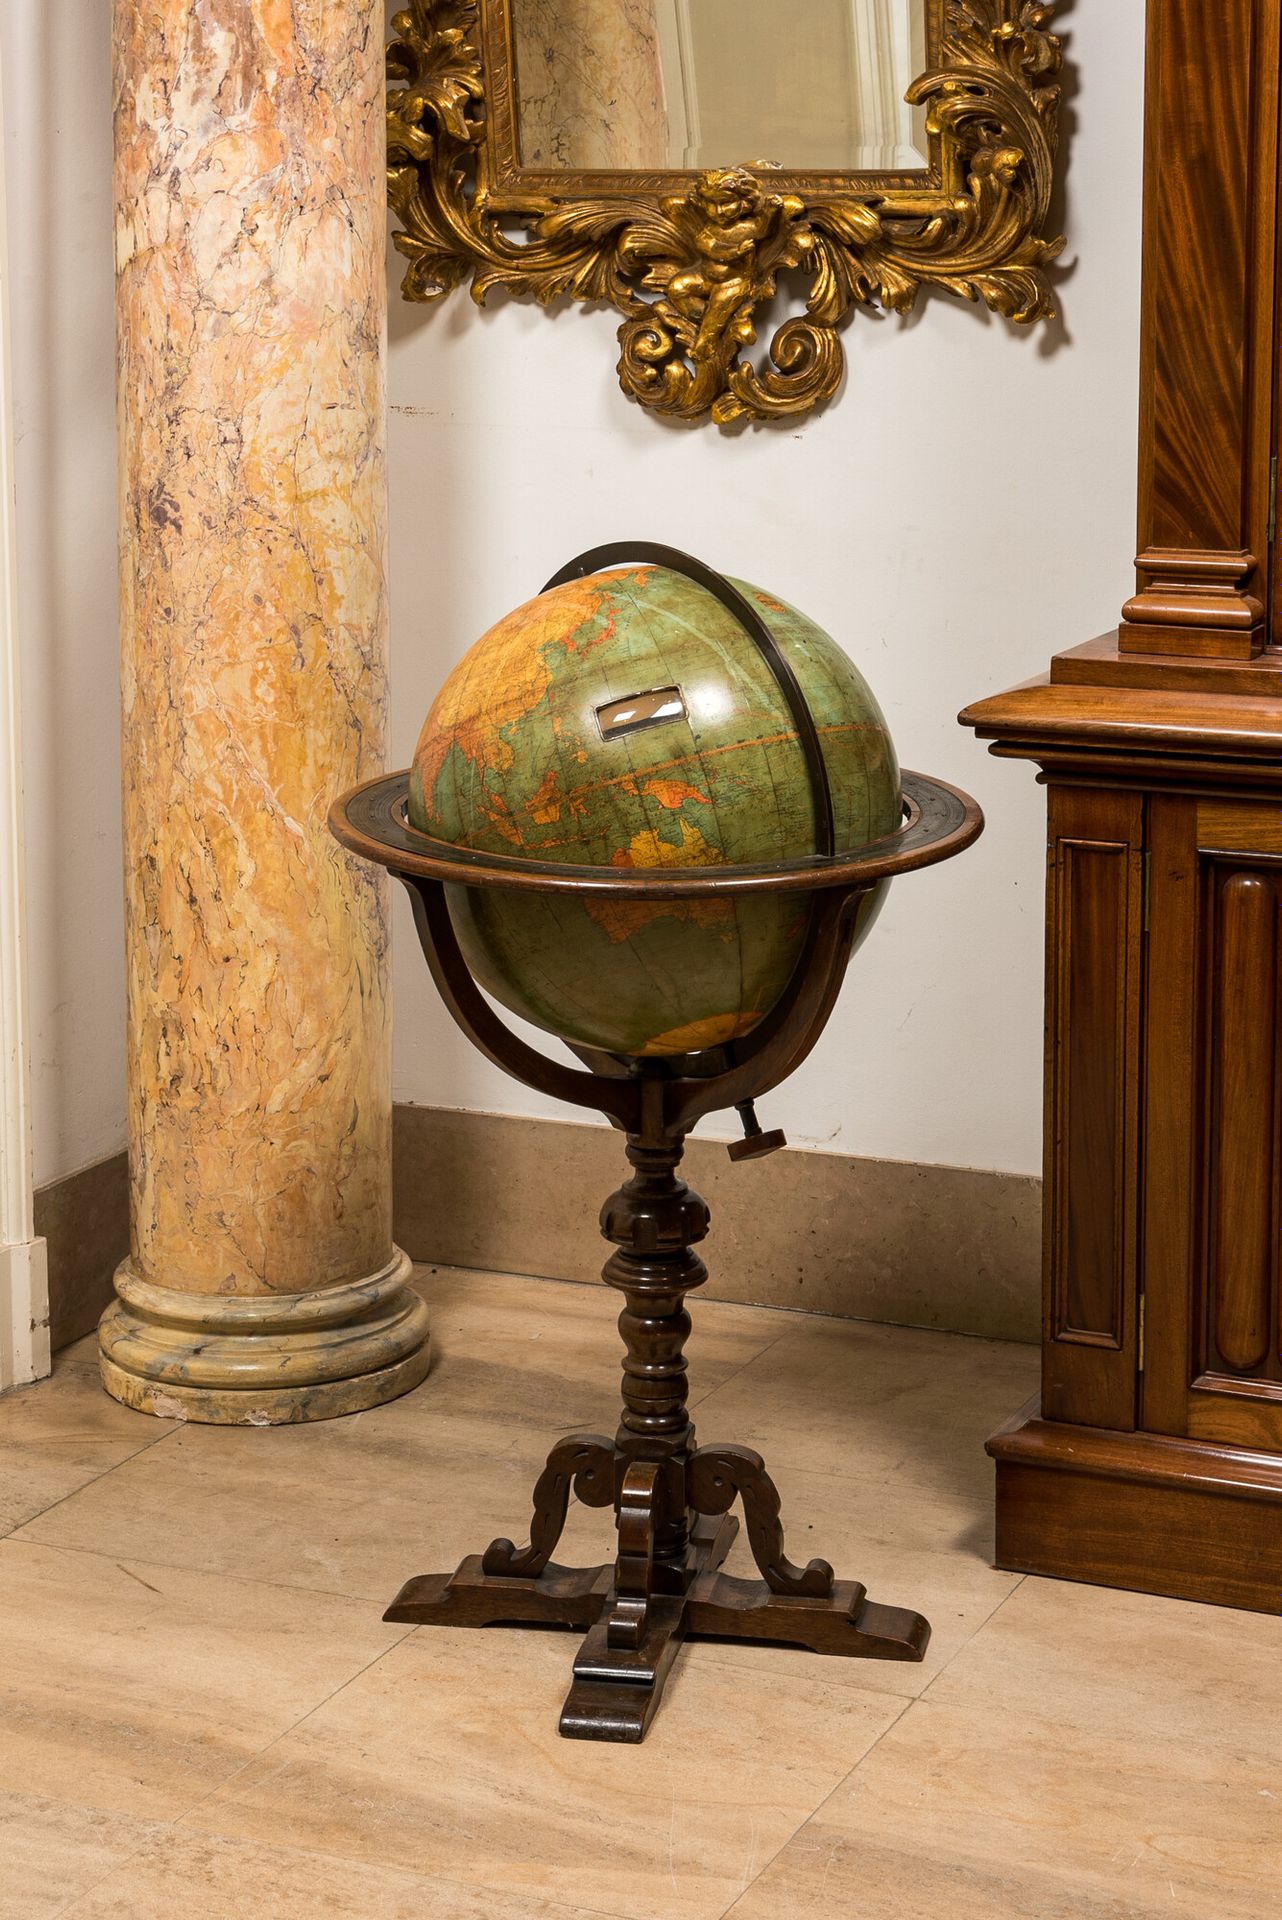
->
xmin=386 ymin=1 xmax=1063 ymax=426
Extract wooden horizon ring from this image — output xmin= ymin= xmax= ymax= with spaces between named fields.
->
xmin=330 ymin=768 xmax=982 ymax=898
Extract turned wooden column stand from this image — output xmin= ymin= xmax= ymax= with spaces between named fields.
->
xmin=332 ymin=769 xmax=980 ymax=1740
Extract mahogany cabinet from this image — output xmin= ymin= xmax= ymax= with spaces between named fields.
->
xmin=961 ymin=0 xmax=1282 ymax=1611
xmin=965 ymin=697 xmax=1282 ymax=1611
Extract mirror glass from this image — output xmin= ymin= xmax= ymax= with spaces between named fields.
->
xmin=511 ymin=1 xmax=930 ymax=174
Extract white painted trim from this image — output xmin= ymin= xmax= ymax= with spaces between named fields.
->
xmin=660 ymin=0 xmax=702 ymax=168
xmin=851 ymin=0 xmax=914 ymax=171
xmin=0 ymin=33 xmax=50 ymax=1391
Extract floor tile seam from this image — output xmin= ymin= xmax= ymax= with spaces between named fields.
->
xmin=710 ymin=1822 xmax=1242 ymax=1920
xmin=684 ymin=1320 xmax=801 ymax=1414
xmin=165 ymin=1621 xmax=422 ymax=1838
xmin=0 ymin=1620 xmax=422 ymax=1877
xmin=167 ymin=1804 xmax=636 ymax=1920
xmin=0 ymin=1417 xmax=184 ymax=1537
xmin=8 ymin=1532 xmax=1022 ymax=1714
xmin=425 ymin=1261 xmax=794 ymax=1325
xmin=436 ymin=1263 xmax=800 ymax=1361
xmin=689 ymin=1649 xmax=923 ymax=1710
xmin=913 ymin=1569 xmax=1030 ymax=1706
xmin=47 ymin=1824 xmax=184 ymax=1920
xmin=11 ymin=1439 xmax=1016 ymax=1558
xmin=14 ymin=1783 xmax=199 ymax=1918
xmin=894 ymin=1674 xmax=1282 ymax=1774
xmin=168 ymin=1761 xmax=677 ymax=1920
xmin=709 ymin=1694 xmax=920 ymax=1919
xmin=173 ymin=1791 xmax=738 ymax=1920
xmin=0 ymin=1529 xmax=397 ymax=1613
xmin=39 ymin=1822 xmax=635 ymax=1920
xmin=157 ymin=1624 xmax=911 ymax=1920
xmin=656 ymin=1446 xmax=1007 ymax=1539
xmin=429 ymin=1261 xmax=1042 ymax=1352
xmin=697 ymin=1300 xmax=1038 ymax=1350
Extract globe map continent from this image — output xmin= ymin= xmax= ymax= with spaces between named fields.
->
xmin=408 ymin=565 xmax=900 ymax=1058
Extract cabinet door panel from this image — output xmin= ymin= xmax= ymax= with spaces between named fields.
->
xmin=1042 ymin=787 xmax=1144 ymax=1429
xmin=1209 ymin=872 xmax=1276 ymax=1374
xmin=1142 ymin=798 xmax=1282 ymax=1448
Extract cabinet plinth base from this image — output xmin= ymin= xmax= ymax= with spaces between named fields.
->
xmin=989 ymin=1400 xmax=1282 ymax=1615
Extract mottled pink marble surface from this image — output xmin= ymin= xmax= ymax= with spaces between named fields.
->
xmin=114 ymin=0 xmax=392 ymax=1300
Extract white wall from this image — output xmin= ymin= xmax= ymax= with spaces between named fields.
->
xmin=387 ymin=5 xmax=1145 ymax=1177
xmin=2 ymin=4 xmax=123 ymax=1188
xmin=1 ymin=3 xmax=1144 ymax=1191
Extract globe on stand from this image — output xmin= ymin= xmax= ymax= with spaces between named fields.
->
xmin=408 ymin=554 xmax=900 ymax=1059
xmin=331 ymin=543 xmax=982 ymax=1742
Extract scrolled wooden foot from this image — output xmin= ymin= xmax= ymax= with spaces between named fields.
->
xmin=481 ymin=1432 xmax=616 ymax=1577
xmin=689 ymin=1442 xmax=834 ymax=1597
xmin=558 ymin=1512 xmax=739 ymax=1743
xmin=383 ymin=1555 xmax=612 ymax=1630
xmin=685 ymin=1572 xmax=929 ymax=1662
xmin=606 ymin=1459 xmax=658 ymax=1650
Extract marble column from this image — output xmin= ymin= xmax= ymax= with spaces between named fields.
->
xmin=102 ymin=0 xmax=429 ymax=1421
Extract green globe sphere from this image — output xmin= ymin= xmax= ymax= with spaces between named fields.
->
xmin=408 ymin=564 xmax=900 ymax=1058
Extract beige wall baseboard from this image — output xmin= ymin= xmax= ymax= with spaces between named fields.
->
xmin=36 ymin=1150 xmax=129 ymax=1353
xmin=40 ymin=1108 xmax=1042 ymax=1355
xmin=393 ymin=1106 xmax=1041 ymax=1344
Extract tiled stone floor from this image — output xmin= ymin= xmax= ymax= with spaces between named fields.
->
xmin=0 ymin=1266 xmax=1278 ymax=1918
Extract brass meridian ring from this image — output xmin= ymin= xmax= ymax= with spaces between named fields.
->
xmin=329 ymin=769 xmax=982 ymax=899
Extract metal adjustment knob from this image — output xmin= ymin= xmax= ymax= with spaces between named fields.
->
xmin=726 ymin=1099 xmax=787 ymax=1163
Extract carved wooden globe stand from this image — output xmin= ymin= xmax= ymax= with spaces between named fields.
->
xmin=331 ymin=547 xmax=982 ymax=1742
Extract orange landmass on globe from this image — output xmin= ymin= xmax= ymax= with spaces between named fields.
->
xmin=555 ymin=569 xmax=647 ymax=653
xmin=612 ymin=820 xmax=723 ymax=870
xmin=643 ymin=777 xmax=710 ymax=811
xmin=411 ymin=577 xmax=608 ymax=820
xmin=646 ymin=1010 xmax=763 ymax=1052
xmin=584 ymin=819 xmax=734 ymax=944
xmin=528 ymin=768 xmax=562 ymax=825
xmin=477 ymin=794 xmax=522 ymax=846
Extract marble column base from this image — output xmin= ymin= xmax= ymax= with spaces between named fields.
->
xmin=98 ymin=1250 xmax=430 ymax=1425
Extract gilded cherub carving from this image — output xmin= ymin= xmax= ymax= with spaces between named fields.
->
xmin=386 ymin=1 xmax=1063 ymax=426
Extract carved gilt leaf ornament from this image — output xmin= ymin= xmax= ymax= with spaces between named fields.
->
xmin=386 ymin=1 xmax=1063 ymax=426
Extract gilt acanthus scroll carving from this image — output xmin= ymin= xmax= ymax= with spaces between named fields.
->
xmin=386 ymin=1 xmax=1063 ymax=426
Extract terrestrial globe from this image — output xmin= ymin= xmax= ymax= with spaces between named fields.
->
xmin=408 ymin=557 xmax=901 ymax=1058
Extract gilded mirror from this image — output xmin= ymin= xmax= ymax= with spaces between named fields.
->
xmin=386 ymin=2 xmax=1063 ymax=425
